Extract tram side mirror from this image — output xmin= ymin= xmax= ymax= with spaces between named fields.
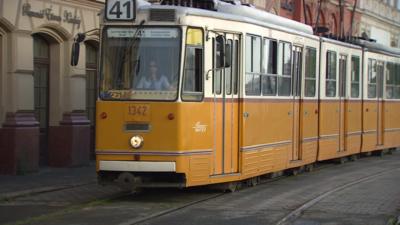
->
xmin=70 ymin=33 xmax=86 ymax=66
xmin=225 ymin=43 xmax=231 ymax=68
xmin=216 ymin=35 xmax=225 ymax=68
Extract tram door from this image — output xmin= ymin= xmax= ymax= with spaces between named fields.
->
xmin=291 ymin=46 xmax=303 ymax=161
xmin=376 ymin=61 xmax=385 ymax=146
xmin=212 ymin=33 xmax=240 ymax=175
xmin=338 ymin=55 xmax=348 ymax=152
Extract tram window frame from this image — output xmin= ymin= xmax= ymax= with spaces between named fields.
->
xmin=262 ymin=38 xmax=278 ymax=96
xmin=395 ymin=63 xmax=400 ymax=99
xmin=368 ymin=58 xmax=377 ymax=99
xmin=233 ymin=39 xmax=239 ymax=95
xmin=304 ymin=47 xmax=317 ymax=98
xmin=225 ymin=39 xmax=233 ymax=95
xmin=339 ymin=54 xmax=348 ymax=98
xmin=278 ymin=41 xmax=292 ymax=96
xmin=350 ymin=56 xmax=360 ymax=98
xmin=325 ymin=51 xmax=337 ymax=97
xmin=213 ymin=37 xmax=222 ymax=95
xmin=245 ymin=34 xmax=261 ymax=96
xmin=182 ymin=27 xmax=204 ymax=102
xmin=385 ymin=62 xmax=395 ymax=99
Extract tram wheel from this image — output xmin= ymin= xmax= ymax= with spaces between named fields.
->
xmin=305 ymin=164 xmax=314 ymax=172
xmin=117 ymin=172 xmax=142 ymax=193
xmin=349 ymin=154 xmax=359 ymax=162
xmin=334 ymin=157 xmax=346 ymax=164
xmin=246 ymin=177 xmax=260 ymax=187
xmin=373 ymin=150 xmax=384 ymax=157
xmin=224 ymin=182 xmax=239 ymax=193
xmin=287 ymin=168 xmax=300 ymax=176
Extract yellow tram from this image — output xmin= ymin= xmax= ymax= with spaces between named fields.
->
xmin=88 ymin=0 xmax=400 ymax=189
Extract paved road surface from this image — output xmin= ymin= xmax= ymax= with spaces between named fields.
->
xmin=1 ymin=152 xmax=399 ymax=225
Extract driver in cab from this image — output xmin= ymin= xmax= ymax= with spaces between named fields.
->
xmin=136 ymin=60 xmax=173 ymax=91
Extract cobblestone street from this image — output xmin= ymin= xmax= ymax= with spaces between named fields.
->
xmin=1 ymin=152 xmax=399 ymax=225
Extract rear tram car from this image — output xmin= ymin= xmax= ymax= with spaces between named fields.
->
xmin=94 ymin=0 xmax=400 ymax=190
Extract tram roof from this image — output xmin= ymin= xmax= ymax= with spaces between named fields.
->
xmin=138 ymin=0 xmax=314 ymax=37
xmin=354 ymin=39 xmax=400 ymax=57
xmin=320 ymin=37 xmax=362 ymax=50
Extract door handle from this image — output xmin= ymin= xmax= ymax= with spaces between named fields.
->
xmin=243 ymin=112 xmax=249 ymax=118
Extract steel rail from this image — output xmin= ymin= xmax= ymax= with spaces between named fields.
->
xmin=274 ymin=167 xmax=400 ymax=225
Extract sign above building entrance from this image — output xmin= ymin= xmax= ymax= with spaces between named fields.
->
xmin=22 ymin=3 xmax=81 ymax=28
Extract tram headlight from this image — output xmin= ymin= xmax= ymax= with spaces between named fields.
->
xmin=130 ymin=135 xmax=144 ymax=149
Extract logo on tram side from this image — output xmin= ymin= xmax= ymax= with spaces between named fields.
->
xmin=193 ymin=122 xmax=207 ymax=133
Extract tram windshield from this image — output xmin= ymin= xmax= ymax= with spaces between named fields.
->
xmin=100 ymin=27 xmax=181 ymax=100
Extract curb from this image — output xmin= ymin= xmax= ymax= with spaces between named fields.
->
xmin=0 ymin=181 xmax=96 ymax=201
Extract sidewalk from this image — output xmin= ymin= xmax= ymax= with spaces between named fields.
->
xmin=0 ymin=162 xmax=97 ymax=201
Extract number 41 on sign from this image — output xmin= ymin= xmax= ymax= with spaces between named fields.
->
xmin=106 ymin=0 xmax=136 ymax=21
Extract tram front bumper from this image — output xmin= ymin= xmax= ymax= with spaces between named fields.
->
xmin=99 ymin=160 xmax=176 ymax=172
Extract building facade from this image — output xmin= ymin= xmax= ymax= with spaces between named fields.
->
xmin=0 ymin=0 xmax=103 ymax=174
xmin=242 ymin=0 xmax=361 ymax=39
xmin=358 ymin=0 xmax=400 ymax=47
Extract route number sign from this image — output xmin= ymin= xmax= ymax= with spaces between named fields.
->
xmin=106 ymin=0 xmax=136 ymax=21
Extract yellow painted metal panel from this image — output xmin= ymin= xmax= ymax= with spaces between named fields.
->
xmin=186 ymin=28 xmax=203 ymax=46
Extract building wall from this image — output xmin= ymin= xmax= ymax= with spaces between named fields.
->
xmin=358 ymin=0 xmax=400 ymax=47
xmin=242 ymin=0 xmax=362 ymax=39
xmin=0 ymin=0 xmax=102 ymax=173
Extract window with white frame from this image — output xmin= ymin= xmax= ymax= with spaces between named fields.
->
xmin=262 ymin=38 xmax=278 ymax=96
xmin=351 ymin=56 xmax=360 ymax=98
xmin=245 ymin=35 xmax=261 ymax=96
xmin=278 ymin=41 xmax=292 ymax=96
xmin=305 ymin=47 xmax=317 ymax=97
xmin=326 ymin=51 xmax=337 ymax=97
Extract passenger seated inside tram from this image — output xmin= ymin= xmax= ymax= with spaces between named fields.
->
xmin=136 ymin=60 xmax=174 ymax=91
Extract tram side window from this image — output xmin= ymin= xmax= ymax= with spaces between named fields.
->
xmin=304 ymin=47 xmax=317 ymax=97
xmin=368 ymin=59 xmax=377 ymax=98
xmin=326 ymin=51 xmax=337 ymax=97
xmin=262 ymin=38 xmax=278 ymax=96
xmin=389 ymin=63 xmax=400 ymax=99
xmin=278 ymin=42 xmax=292 ymax=96
xmin=385 ymin=62 xmax=395 ymax=99
xmin=213 ymin=38 xmax=222 ymax=94
xmin=233 ymin=40 xmax=239 ymax=95
xmin=351 ymin=56 xmax=360 ymax=98
xmin=225 ymin=40 xmax=233 ymax=95
xmin=396 ymin=64 xmax=400 ymax=99
xmin=183 ymin=28 xmax=203 ymax=101
xmin=245 ymin=35 xmax=261 ymax=96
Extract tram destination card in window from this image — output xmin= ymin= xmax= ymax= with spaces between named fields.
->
xmin=107 ymin=28 xmax=179 ymax=39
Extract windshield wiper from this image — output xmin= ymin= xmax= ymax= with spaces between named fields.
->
xmin=115 ymin=20 xmax=146 ymax=89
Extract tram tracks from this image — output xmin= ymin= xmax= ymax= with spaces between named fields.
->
xmin=118 ymin=154 xmax=398 ymax=225
xmin=117 ymin=163 xmax=335 ymax=225
xmin=3 ymin=153 xmax=397 ymax=225
xmin=274 ymin=167 xmax=400 ymax=225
